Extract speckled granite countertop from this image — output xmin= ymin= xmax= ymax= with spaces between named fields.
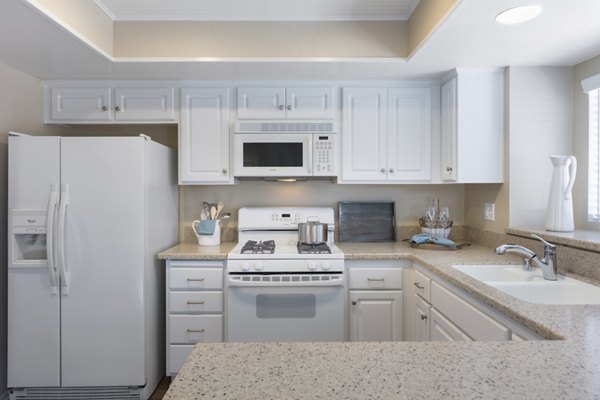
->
xmin=162 ymin=241 xmax=600 ymax=399
xmin=158 ymin=242 xmax=235 ymax=260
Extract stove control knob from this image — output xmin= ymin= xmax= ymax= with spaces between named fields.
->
xmin=307 ymin=262 xmax=318 ymax=271
xmin=322 ymin=262 xmax=332 ymax=271
xmin=254 ymin=262 xmax=264 ymax=271
xmin=241 ymin=262 xmax=251 ymax=272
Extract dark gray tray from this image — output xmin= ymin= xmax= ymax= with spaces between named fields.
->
xmin=338 ymin=201 xmax=396 ymax=242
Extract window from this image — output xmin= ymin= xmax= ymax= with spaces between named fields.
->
xmin=588 ymin=88 xmax=600 ymax=221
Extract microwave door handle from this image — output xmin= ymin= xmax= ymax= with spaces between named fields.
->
xmin=307 ymin=135 xmax=313 ymax=174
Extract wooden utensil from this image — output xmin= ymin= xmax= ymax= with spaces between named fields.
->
xmin=215 ymin=201 xmax=224 ymax=219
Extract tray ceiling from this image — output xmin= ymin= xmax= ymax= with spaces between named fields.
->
xmin=92 ymin=0 xmax=420 ymax=21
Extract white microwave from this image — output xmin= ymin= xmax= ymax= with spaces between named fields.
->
xmin=233 ymin=121 xmax=337 ymax=178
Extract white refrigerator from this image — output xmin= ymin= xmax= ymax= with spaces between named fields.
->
xmin=7 ymin=134 xmax=178 ymax=399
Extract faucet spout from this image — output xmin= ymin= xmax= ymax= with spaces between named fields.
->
xmin=495 ymin=244 xmax=536 ymax=259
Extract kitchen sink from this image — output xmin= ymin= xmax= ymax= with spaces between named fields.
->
xmin=451 ymin=264 xmax=600 ymax=305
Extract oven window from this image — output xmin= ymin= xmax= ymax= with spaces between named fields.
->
xmin=256 ymin=294 xmax=316 ymax=318
xmin=243 ymin=143 xmax=303 ymax=167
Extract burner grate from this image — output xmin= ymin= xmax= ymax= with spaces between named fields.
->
xmin=241 ymin=240 xmax=276 ymax=254
xmin=297 ymin=243 xmax=332 ymax=254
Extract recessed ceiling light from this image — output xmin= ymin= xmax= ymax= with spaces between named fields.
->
xmin=496 ymin=5 xmax=543 ymax=25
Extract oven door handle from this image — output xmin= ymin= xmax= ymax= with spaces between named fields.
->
xmin=227 ymin=276 xmax=344 ymax=287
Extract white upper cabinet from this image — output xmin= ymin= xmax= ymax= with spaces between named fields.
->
xmin=179 ymin=88 xmax=232 ymax=185
xmin=237 ymin=86 xmax=334 ymax=119
xmin=387 ymin=87 xmax=432 ymax=182
xmin=341 ymin=86 xmax=432 ymax=183
xmin=341 ymin=87 xmax=388 ymax=182
xmin=440 ymin=69 xmax=504 ymax=183
xmin=45 ymin=83 xmax=177 ymax=123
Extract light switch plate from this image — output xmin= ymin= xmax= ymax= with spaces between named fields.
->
xmin=484 ymin=203 xmax=495 ymax=221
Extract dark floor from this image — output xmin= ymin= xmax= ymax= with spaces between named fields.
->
xmin=150 ymin=376 xmax=171 ymax=399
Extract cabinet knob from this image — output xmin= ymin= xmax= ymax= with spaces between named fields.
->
xmin=222 ymin=169 xmax=228 ymax=174
xmin=420 ymin=314 xmax=428 ymax=321
xmin=351 ymin=301 xmax=357 ymax=306
xmin=446 ymin=166 xmax=453 ymax=172
xmin=115 ymin=106 xmax=121 ymax=112
xmin=279 ymin=105 xmax=284 ymax=111
xmin=380 ymin=168 xmax=386 ymax=173
xmin=287 ymin=105 xmax=292 ymax=111
xmin=101 ymin=106 xmax=108 ymax=111
xmin=389 ymin=168 xmax=394 ymax=173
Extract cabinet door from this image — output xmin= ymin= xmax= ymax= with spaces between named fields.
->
xmin=286 ymin=87 xmax=334 ymax=119
xmin=49 ymin=87 xmax=112 ymax=122
xmin=414 ymin=294 xmax=431 ymax=341
xmin=114 ymin=87 xmax=176 ymax=121
xmin=341 ymin=88 xmax=388 ymax=182
xmin=180 ymin=88 xmax=231 ymax=184
xmin=387 ymin=87 xmax=432 ymax=182
xmin=440 ymin=78 xmax=458 ymax=181
xmin=349 ymin=290 xmax=402 ymax=342
xmin=237 ymin=87 xmax=285 ymax=119
xmin=430 ymin=308 xmax=472 ymax=341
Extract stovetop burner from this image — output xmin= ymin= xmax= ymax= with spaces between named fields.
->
xmin=241 ymin=240 xmax=276 ymax=254
xmin=297 ymin=243 xmax=332 ymax=254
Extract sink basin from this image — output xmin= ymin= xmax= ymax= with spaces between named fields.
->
xmin=451 ymin=264 xmax=600 ymax=305
xmin=452 ymin=264 xmax=546 ymax=282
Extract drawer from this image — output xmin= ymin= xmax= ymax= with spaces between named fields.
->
xmin=168 ymin=345 xmax=194 ymax=376
xmin=169 ymin=268 xmax=223 ymax=290
xmin=169 ymin=315 xmax=223 ymax=344
xmin=413 ymin=269 xmax=431 ymax=302
xmin=348 ymin=268 xmax=403 ymax=289
xmin=169 ymin=291 xmax=223 ymax=313
xmin=431 ymin=281 xmax=510 ymax=341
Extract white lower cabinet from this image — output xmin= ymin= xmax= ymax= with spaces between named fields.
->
xmin=408 ymin=264 xmax=541 ymax=342
xmin=430 ymin=308 xmax=472 ymax=341
xmin=347 ymin=261 xmax=407 ymax=342
xmin=414 ymin=294 xmax=431 ymax=341
xmin=166 ymin=260 xmax=224 ymax=376
xmin=349 ymin=290 xmax=403 ymax=341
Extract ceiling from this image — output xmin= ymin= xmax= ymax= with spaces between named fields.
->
xmin=93 ymin=0 xmax=421 ymax=21
xmin=0 ymin=0 xmax=600 ymax=80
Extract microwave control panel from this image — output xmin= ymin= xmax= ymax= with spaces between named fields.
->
xmin=313 ymin=134 xmax=336 ymax=176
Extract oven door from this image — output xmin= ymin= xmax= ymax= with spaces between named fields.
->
xmin=226 ymin=278 xmax=345 ymax=342
xmin=233 ymin=134 xmax=312 ymax=177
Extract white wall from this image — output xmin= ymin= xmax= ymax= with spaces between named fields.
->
xmin=573 ymin=54 xmax=600 ymax=230
xmin=0 ymin=61 xmax=61 ymax=395
xmin=507 ymin=67 xmax=573 ymax=228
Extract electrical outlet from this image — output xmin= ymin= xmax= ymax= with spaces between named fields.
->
xmin=484 ymin=203 xmax=495 ymax=221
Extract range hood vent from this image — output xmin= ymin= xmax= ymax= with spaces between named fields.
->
xmin=235 ymin=121 xmax=337 ymax=133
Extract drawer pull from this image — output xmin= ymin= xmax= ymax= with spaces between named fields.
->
xmin=414 ymin=282 xmax=425 ymax=290
xmin=367 ymin=278 xmax=385 ymax=282
xmin=187 ymin=329 xmax=205 ymax=333
xmin=420 ymin=314 xmax=428 ymax=321
xmin=187 ymin=301 xmax=205 ymax=305
xmin=187 ymin=278 xmax=205 ymax=282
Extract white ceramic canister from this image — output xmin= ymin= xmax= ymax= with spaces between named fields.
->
xmin=192 ymin=219 xmax=222 ymax=246
xmin=545 ymin=155 xmax=577 ymax=232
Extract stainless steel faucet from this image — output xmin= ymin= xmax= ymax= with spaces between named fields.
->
xmin=495 ymin=234 xmax=558 ymax=281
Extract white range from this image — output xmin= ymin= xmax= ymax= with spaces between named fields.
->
xmin=226 ymin=207 xmax=346 ymax=342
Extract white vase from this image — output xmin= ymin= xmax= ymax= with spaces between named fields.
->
xmin=545 ymin=155 xmax=577 ymax=232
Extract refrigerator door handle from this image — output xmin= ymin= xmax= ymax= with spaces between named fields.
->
xmin=46 ymin=184 xmax=59 ymax=294
xmin=58 ymin=183 xmax=70 ymax=295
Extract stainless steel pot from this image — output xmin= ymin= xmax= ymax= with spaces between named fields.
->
xmin=298 ymin=218 xmax=328 ymax=244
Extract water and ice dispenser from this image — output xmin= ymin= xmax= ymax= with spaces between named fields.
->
xmin=9 ymin=209 xmax=49 ymax=266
